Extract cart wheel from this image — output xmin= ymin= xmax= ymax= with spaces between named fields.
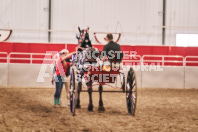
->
xmin=70 ymin=68 xmax=76 ymax=116
xmin=126 ymin=67 xmax=137 ymax=116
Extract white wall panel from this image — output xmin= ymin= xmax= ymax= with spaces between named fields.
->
xmin=8 ymin=63 xmax=53 ymax=88
xmin=0 ymin=63 xmax=8 ymax=86
xmin=142 ymin=66 xmax=184 ymax=88
xmin=52 ymin=0 xmax=163 ymax=45
xmin=185 ymin=67 xmax=198 ymax=88
xmin=0 ymin=0 xmax=198 ymax=45
xmin=0 ymin=0 xmax=49 ymax=42
xmin=1 ymin=63 xmax=198 ymax=89
xmin=165 ymin=0 xmax=198 ymax=45
xmin=51 ymin=0 xmax=84 ymax=43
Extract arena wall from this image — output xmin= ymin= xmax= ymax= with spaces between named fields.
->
xmin=141 ymin=66 xmax=184 ymax=88
xmin=185 ymin=67 xmax=198 ymax=88
xmin=1 ymin=63 xmax=198 ymax=89
xmin=0 ymin=63 xmax=8 ymax=86
xmin=0 ymin=42 xmax=198 ymax=89
xmin=8 ymin=64 xmax=53 ymax=88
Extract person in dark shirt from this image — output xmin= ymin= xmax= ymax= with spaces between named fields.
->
xmin=102 ymin=33 xmax=122 ymax=61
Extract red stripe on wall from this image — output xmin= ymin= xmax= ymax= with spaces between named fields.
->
xmin=1 ymin=42 xmax=198 ymax=66
xmin=0 ymin=42 xmax=66 ymax=53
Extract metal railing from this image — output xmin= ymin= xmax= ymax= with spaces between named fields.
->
xmin=1 ymin=52 xmax=198 ymax=67
xmin=0 ymin=52 xmax=8 ymax=63
xmin=122 ymin=55 xmax=142 ymax=64
xmin=8 ymin=52 xmax=53 ymax=64
xmin=142 ymin=55 xmax=185 ymax=66
xmin=184 ymin=56 xmax=198 ymax=66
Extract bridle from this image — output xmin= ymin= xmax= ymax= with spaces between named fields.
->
xmin=76 ymin=27 xmax=90 ymax=46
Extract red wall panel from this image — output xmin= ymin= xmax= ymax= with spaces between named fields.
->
xmin=0 ymin=42 xmax=66 ymax=53
xmin=1 ymin=42 xmax=198 ymax=66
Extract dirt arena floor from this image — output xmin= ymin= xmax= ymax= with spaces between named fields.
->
xmin=0 ymin=87 xmax=198 ymax=132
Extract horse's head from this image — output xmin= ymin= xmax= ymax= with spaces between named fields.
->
xmin=76 ymin=27 xmax=92 ymax=48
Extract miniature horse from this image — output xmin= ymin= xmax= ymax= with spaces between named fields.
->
xmin=76 ymin=27 xmax=105 ymax=111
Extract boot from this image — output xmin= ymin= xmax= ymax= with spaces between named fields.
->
xmin=57 ymin=98 xmax=60 ymax=106
xmin=54 ymin=98 xmax=58 ymax=106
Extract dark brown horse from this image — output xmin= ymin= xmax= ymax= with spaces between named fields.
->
xmin=75 ymin=27 xmax=105 ymax=111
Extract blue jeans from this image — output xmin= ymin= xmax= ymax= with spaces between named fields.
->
xmin=54 ymin=75 xmax=64 ymax=98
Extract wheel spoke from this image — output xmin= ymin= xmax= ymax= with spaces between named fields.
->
xmin=132 ymin=83 xmax=136 ymax=89
xmin=132 ymin=94 xmax=136 ymax=99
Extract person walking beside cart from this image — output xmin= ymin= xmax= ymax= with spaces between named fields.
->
xmin=51 ymin=49 xmax=75 ymax=107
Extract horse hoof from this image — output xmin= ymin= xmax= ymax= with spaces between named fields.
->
xmin=88 ymin=104 xmax=93 ymax=111
xmin=98 ymin=106 xmax=105 ymax=112
xmin=76 ymin=104 xmax=81 ymax=109
xmin=76 ymin=99 xmax=81 ymax=109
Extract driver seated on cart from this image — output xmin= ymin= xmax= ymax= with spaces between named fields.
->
xmin=100 ymin=33 xmax=123 ymax=71
xmin=102 ymin=33 xmax=121 ymax=59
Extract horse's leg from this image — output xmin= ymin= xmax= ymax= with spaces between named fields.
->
xmin=76 ymin=82 xmax=81 ymax=108
xmin=76 ymin=71 xmax=82 ymax=108
xmin=87 ymin=81 xmax=93 ymax=111
xmin=98 ymin=84 xmax=105 ymax=111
